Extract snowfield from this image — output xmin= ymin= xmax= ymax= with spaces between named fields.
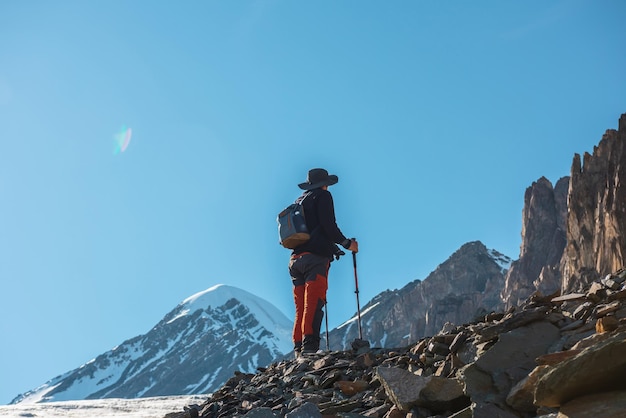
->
xmin=0 ymin=395 xmax=207 ymax=418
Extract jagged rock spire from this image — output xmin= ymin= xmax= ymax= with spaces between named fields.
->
xmin=561 ymin=113 xmax=626 ymax=292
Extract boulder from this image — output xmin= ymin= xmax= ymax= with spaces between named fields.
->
xmin=535 ymin=331 xmax=626 ymax=407
xmin=505 ymin=365 xmax=551 ymax=412
xmin=376 ymin=366 xmax=469 ymax=413
xmin=472 ymin=320 xmax=560 ymax=405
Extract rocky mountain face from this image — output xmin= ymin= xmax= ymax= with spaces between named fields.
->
xmin=166 ymin=269 xmax=626 ymax=418
xmin=328 ymin=242 xmax=511 ymax=350
xmin=501 ymin=176 xmax=569 ymax=309
xmin=502 ymin=113 xmax=626 ymax=305
xmin=561 ymin=113 xmax=626 ymax=292
xmin=11 ymin=285 xmax=292 ymax=404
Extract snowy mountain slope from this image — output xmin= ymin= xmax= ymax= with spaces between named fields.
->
xmin=12 ymin=285 xmax=292 ymax=404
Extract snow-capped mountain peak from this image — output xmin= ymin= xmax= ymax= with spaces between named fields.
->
xmin=169 ymin=284 xmax=292 ymax=336
xmin=12 ymin=284 xmax=293 ymax=404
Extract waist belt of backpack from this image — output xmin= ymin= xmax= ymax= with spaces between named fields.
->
xmin=290 ymin=252 xmax=312 ymax=260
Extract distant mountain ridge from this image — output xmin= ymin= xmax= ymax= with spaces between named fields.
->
xmin=328 ymin=241 xmax=512 ymax=350
xmin=12 ymin=285 xmax=292 ymax=404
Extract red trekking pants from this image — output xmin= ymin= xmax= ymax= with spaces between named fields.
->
xmin=288 ymin=252 xmax=330 ymax=352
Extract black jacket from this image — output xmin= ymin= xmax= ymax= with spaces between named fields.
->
xmin=293 ymin=188 xmax=349 ymax=259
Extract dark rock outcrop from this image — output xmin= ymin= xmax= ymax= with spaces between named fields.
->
xmin=561 ymin=113 xmax=626 ymax=292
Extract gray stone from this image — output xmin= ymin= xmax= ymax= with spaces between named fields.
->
xmin=572 ymin=302 xmax=593 ymax=320
xmin=476 ymin=306 xmax=551 ymax=342
xmin=376 ymin=367 xmax=425 ymax=411
xmin=285 ymin=402 xmax=322 ymax=418
xmin=505 ymin=365 xmax=550 ymax=412
xmin=458 ymin=363 xmax=495 ymax=404
xmin=419 ymin=376 xmax=469 ymax=412
xmin=449 ymin=332 xmax=469 ymax=353
xmin=244 ymin=407 xmax=280 ymax=417
xmin=558 ymin=319 xmax=584 ymax=331
xmin=551 ymin=293 xmax=586 ymax=303
xmin=457 ymin=337 xmax=479 ymax=364
xmin=427 ymin=341 xmax=451 ymax=356
xmin=602 ymin=275 xmax=621 ymax=290
xmin=473 ymin=320 xmax=560 ymax=404
xmin=596 ymin=300 xmax=621 ymax=316
xmin=376 ymin=366 xmax=469 ymax=413
xmin=471 ymin=402 xmax=519 ymax=417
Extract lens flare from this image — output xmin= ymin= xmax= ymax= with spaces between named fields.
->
xmin=113 ymin=126 xmax=132 ymax=154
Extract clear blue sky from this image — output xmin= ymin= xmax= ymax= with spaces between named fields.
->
xmin=1 ymin=0 xmax=624 ymax=404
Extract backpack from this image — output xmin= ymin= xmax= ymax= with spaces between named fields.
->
xmin=277 ymin=193 xmax=311 ymax=249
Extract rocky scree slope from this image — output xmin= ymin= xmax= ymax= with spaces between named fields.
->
xmin=166 ymin=269 xmax=626 ymax=418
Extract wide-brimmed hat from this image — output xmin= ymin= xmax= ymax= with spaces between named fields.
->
xmin=298 ymin=168 xmax=339 ymax=190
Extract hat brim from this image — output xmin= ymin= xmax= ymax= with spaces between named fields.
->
xmin=298 ymin=175 xmax=338 ymax=190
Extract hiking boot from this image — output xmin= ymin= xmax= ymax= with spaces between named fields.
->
xmin=301 ymin=349 xmax=325 ymax=358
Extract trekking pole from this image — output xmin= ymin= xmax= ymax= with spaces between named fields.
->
xmin=324 ymin=299 xmax=330 ymax=351
xmin=352 ymin=250 xmax=364 ymax=341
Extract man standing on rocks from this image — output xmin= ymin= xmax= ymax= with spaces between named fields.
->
xmin=288 ymin=168 xmax=358 ymax=356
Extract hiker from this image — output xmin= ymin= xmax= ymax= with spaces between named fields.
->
xmin=288 ymin=168 xmax=358 ymax=356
